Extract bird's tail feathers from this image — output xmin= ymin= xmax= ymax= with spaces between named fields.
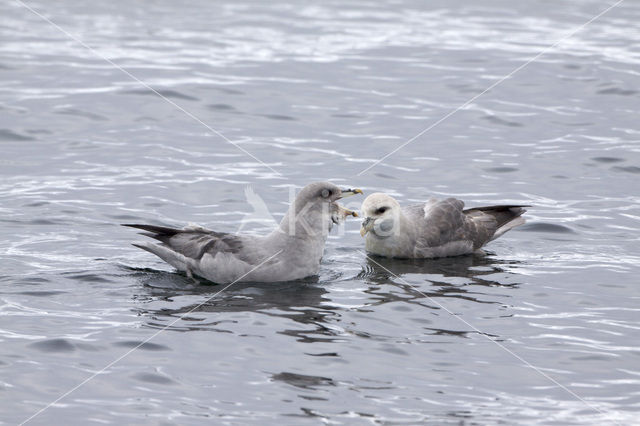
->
xmin=131 ymin=242 xmax=190 ymax=272
xmin=464 ymin=205 xmax=528 ymax=241
xmin=123 ymin=223 xmax=182 ymax=244
xmin=465 ymin=205 xmax=528 ymax=227
xmin=491 ymin=215 xmax=526 ymax=241
xmin=123 ymin=223 xmax=181 ymax=235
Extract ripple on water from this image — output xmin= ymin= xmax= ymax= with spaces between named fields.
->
xmin=0 ymin=129 xmax=35 ymax=141
xmin=1 ymin=0 xmax=639 ymax=423
xmin=519 ymin=222 xmax=576 ymax=234
xmin=483 ymin=166 xmax=519 ymax=173
xmin=64 ymin=273 xmax=115 ymax=283
xmin=29 ymin=219 xmax=70 ymax=225
xmin=29 ymin=338 xmax=75 ymax=353
xmin=207 ymin=103 xmax=236 ymax=111
xmin=272 ymin=372 xmax=336 ymax=389
xmin=15 ymin=291 xmax=68 ymax=297
xmin=481 ymin=115 xmax=524 ymax=127
xmin=113 ymin=341 xmax=171 ymax=351
xmin=591 ymin=156 xmax=625 ymax=164
xmin=373 ymin=172 xmax=397 ymax=179
xmin=596 ymin=87 xmax=638 ymax=96
xmin=260 ymin=114 xmax=296 ymax=121
xmin=54 ymin=107 xmax=108 ymax=121
xmin=131 ymin=372 xmax=175 ymax=385
xmin=14 ymin=277 xmax=50 ymax=285
xmin=612 ymin=166 xmax=640 ymax=174
xmin=120 ymin=89 xmax=199 ymax=101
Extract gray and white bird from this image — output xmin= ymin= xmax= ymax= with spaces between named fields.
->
xmin=124 ymin=182 xmax=362 ymax=283
xmin=359 ymin=193 xmax=527 ymax=259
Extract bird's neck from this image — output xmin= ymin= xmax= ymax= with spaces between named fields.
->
xmin=275 ymin=203 xmax=331 ymax=241
xmin=397 ymin=211 xmax=412 ymax=235
xmin=384 ymin=210 xmax=410 ymax=236
xmin=366 ymin=211 xmax=413 ymax=257
xmin=370 ymin=210 xmax=412 ymax=243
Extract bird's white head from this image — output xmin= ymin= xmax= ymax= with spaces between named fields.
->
xmin=359 ymin=193 xmax=401 ymax=238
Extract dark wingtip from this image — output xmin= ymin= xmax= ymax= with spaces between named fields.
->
xmin=131 ymin=243 xmax=155 ymax=254
xmin=510 ymin=205 xmax=531 ymax=215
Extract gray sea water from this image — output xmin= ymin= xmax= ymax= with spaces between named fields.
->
xmin=1 ymin=0 xmax=639 ymax=424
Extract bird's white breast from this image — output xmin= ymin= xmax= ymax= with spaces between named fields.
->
xmin=365 ymin=233 xmax=410 ymax=258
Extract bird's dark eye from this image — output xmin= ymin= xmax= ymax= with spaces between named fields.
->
xmin=376 ymin=206 xmax=388 ymax=214
xmin=321 ymin=189 xmax=331 ymax=198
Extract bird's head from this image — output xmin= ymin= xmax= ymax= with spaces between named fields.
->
xmin=359 ymin=193 xmax=401 ymax=238
xmin=283 ymin=182 xmax=362 ymax=237
xmin=295 ymin=182 xmax=362 ymax=207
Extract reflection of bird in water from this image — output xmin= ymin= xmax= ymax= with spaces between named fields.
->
xmin=139 ymin=278 xmax=326 ymax=314
xmin=358 ymin=253 xmax=522 ymax=310
xmin=360 ymin=252 xmax=519 ymax=283
xmin=131 ymin=272 xmax=339 ymax=342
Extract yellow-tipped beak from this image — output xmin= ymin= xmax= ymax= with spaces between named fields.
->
xmin=339 ymin=205 xmax=358 ymax=218
xmin=339 ymin=188 xmax=363 ymax=199
xmin=360 ymin=217 xmax=374 ymax=237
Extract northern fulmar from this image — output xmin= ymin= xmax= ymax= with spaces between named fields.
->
xmin=124 ymin=182 xmax=362 ymax=283
xmin=359 ymin=193 xmax=527 ymax=259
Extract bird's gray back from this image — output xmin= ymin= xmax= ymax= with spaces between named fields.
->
xmin=402 ymin=198 xmax=498 ymax=253
xmin=402 ymin=198 xmax=465 ymax=245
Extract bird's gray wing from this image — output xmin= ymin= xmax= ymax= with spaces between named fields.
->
xmin=123 ymin=224 xmax=254 ymax=261
xmin=403 ymin=198 xmax=495 ymax=252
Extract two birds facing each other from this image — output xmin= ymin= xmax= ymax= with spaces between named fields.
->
xmin=124 ymin=181 xmax=528 ymax=284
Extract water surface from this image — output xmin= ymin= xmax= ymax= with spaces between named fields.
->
xmin=1 ymin=0 xmax=639 ymax=424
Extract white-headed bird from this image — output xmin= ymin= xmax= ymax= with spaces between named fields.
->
xmin=360 ymin=193 xmax=527 ymax=259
